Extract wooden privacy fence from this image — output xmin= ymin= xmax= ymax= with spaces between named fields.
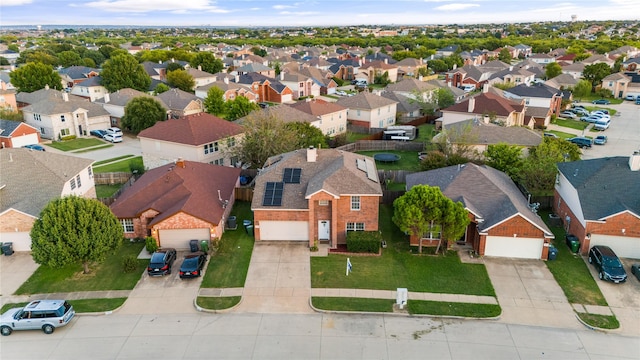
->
xmin=96 ymin=173 xmax=136 ymax=206
xmin=336 ymin=140 xmax=425 ymax=152
xmin=94 ymin=172 xmax=133 ymax=185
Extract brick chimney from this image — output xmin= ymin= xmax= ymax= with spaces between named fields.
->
xmin=307 ymin=146 xmax=317 ymax=162
xmin=176 ymin=158 xmax=185 ymax=168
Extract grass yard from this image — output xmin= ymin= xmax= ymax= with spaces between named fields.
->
xmin=310 ymin=205 xmax=496 ymax=296
xmin=312 ymin=297 xmax=395 ymax=313
xmin=356 ymin=150 xmax=422 ymax=171
xmin=93 ymin=156 xmax=143 ymax=173
xmin=415 ymin=123 xmax=437 ymax=142
xmin=196 ymin=296 xmax=241 ymax=310
xmin=96 ymin=184 xmax=122 ymax=198
xmin=75 ymin=144 xmax=113 ymax=153
xmin=545 ymin=130 xmax=577 ymax=139
xmin=541 ymin=211 xmax=608 ymax=306
xmin=47 ymin=138 xmax=105 ymax=151
xmin=385 ymin=181 xmax=406 ymax=191
xmin=407 ymin=300 xmax=501 ymax=317
xmin=200 ymin=201 xmax=254 ymax=288
xmin=576 ymin=312 xmax=619 ymax=329
xmin=551 ymin=118 xmax=589 ymax=131
xmin=347 ymin=131 xmax=372 ymax=142
xmin=15 ymin=242 xmax=147 ymax=295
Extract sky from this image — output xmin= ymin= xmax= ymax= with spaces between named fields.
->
xmin=1 ymin=0 xmax=639 ymax=27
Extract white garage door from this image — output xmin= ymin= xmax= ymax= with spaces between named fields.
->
xmin=484 ymin=236 xmax=544 ymax=259
xmin=12 ymin=134 xmax=39 ymax=148
xmin=589 ymin=235 xmax=640 ymax=259
xmin=0 ymin=232 xmax=32 ymax=252
xmin=158 ymin=228 xmax=209 ymax=250
xmin=259 ymin=221 xmax=308 ymax=241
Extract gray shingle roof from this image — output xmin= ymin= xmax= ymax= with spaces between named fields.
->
xmin=22 ymin=96 xmax=109 ymax=117
xmin=16 ymin=88 xmax=85 ymax=105
xmin=443 ymin=119 xmax=543 ymax=147
xmin=155 ymin=88 xmax=200 ymax=111
xmin=335 ymin=91 xmax=397 ymax=110
xmin=0 ymin=119 xmax=31 ymax=137
xmin=0 ymin=148 xmax=94 ymax=216
xmin=557 ymin=156 xmax=640 ymax=220
xmin=406 ymin=163 xmax=552 ymax=236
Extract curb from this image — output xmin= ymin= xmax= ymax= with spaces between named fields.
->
xmin=193 ymin=295 xmax=243 ymax=314
xmin=574 ymin=312 xmax=620 ymax=333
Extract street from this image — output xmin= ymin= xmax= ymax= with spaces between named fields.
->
xmin=1 ymin=312 xmax=639 ymax=359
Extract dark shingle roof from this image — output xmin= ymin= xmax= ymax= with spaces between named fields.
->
xmin=155 ymin=88 xmax=200 ymax=111
xmin=557 ymin=156 xmax=640 ymax=220
xmin=442 ymin=119 xmax=542 ymax=147
xmin=138 ymin=112 xmax=243 ymax=145
xmin=0 ymin=119 xmax=31 ymax=137
xmin=506 ymin=83 xmax=562 ymax=98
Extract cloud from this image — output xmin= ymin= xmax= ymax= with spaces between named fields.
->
xmin=273 ymin=5 xmax=294 ymax=10
xmin=435 ymin=3 xmax=480 ymax=11
xmin=82 ymin=0 xmax=226 ymax=13
xmin=0 ymin=0 xmax=32 ymax=6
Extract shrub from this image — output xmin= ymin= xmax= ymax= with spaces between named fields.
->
xmin=145 ymin=236 xmax=158 ymax=253
xmin=61 ymin=135 xmax=77 ymax=141
xmin=346 ymin=231 xmax=382 ymax=253
xmin=122 ymin=255 xmax=138 ymax=273
xmin=129 ymin=161 xmax=145 ymax=175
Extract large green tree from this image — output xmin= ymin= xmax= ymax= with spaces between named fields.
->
xmin=9 ymin=62 xmax=63 ymax=93
xmin=572 ymin=79 xmax=592 ymax=99
xmin=101 ymin=54 xmax=151 ymax=92
xmin=392 ymin=185 xmax=469 ymax=253
xmin=498 ymin=48 xmax=512 ymax=63
xmin=57 ymin=50 xmax=83 ymax=67
xmin=284 ymin=122 xmax=328 ymax=149
xmin=225 ymin=96 xmax=259 ymax=121
xmin=544 ymin=62 xmax=562 ymax=80
xmin=204 ymin=86 xmax=225 ymax=115
xmin=190 ymin=52 xmax=224 ymax=74
xmin=121 ymin=96 xmax=167 ymax=134
xmin=582 ymin=63 xmax=612 ymax=90
xmin=166 ymin=69 xmax=195 ymax=92
xmin=30 ymin=196 xmax=123 ymax=274
xmin=484 ymin=143 xmax=524 ymax=179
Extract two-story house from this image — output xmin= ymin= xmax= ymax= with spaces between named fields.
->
xmin=288 ymin=99 xmax=348 ymax=137
xmin=336 ymin=91 xmax=398 ymax=130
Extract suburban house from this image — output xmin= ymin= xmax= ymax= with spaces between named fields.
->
xmin=195 ymin=79 xmax=258 ymax=103
xmin=406 ymin=163 xmax=554 ymax=259
xmin=95 ymin=88 xmax=168 ymax=128
xmin=600 ymin=72 xmax=632 ymax=99
xmin=110 ymin=159 xmax=241 ymax=249
xmin=138 ymin=112 xmax=244 ymax=169
xmin=438 ymin=90 xmax=528 ymax=129
xmin=381 ymin=91 xmax=422 ymax=121
xmin=21 ymin=91 xmax=110 ymax=140
xmin=235 ymin=73 xmax=294 ymax=104
xmin=156 ymin=88 xmax=204 ymax=118
xmin=236 ymin=63 xmax=275 ymax=78
xmin=560 ymin=62 xmax=585 ymax=80
xmin=58 ymin=66 xmax=100 ymax=89
xmin=502 ymin=82 xmax=564 ymax=118
xmin=186 ymin=67 xmax=217 ymax=89
xmin=287 ymin=99 xmax=348 ymax=136
xmin=445 ymin=61 xmax=510 ymax=90
xmin=487 ymin=66 xmax=536 ymax=87
xmin=0 ymin=148 xmax=95 ymax=251
xmin=384 ymin=77 xmax=439 ymax=102
xmin=335 ymin=91 xmax=398 ymax=130
xmin=528 ymin=53 xmax=556 ymax=65
xmin=0 ymin=119 xmax=41 ymax=148
xmin=545 ymin=73 xmax=580 ymax=90
xmin=69 ymin=76 xmax=108 ymax=102
xmin=359 ymin=59 xmax=399 ymax=83
xmin=295 ymin=66 xmax=338 ymax=96
xmin=554 ymin=154 xmax=640 ymax=258
xmin=437 ymin=119 xmax=543 ymax=154
xmin=251 ymin=147 xmax=383 ymax=249
xmin=391 ymin=57 xmax=427 ymax=79
xmin=0 ymin=82 xmax=17 ymax=112
xmin=328 ymin=58 xmax=362 ymax=82
xmin=278 ymin=71 xmax=321 ymax=99
xmin=15 ymin=85 xmax=86 ymax=109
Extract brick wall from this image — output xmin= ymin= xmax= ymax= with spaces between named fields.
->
xmin=0 ymin=209 xmax=35 ymax=232
xmin=253 ymin=209 xmax=309 ymax=241
xmin=150 ymin=211 xmax=216 ymax=244
xmin=487 ymin=215 xmax=546 ymax=238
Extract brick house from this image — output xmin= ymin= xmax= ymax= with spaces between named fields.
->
xmin=194 ymin=77 xmax=258 ymax=103
xmin=251 ymin=147 xmax=383 ymax=249
xmin=110 ymin=159 xmax=241 ymax=249
xmin=0 ymin=119 xmax=41 ymax=148
xmin=235 ymin=73 xmax=294 ymax=104
xmin=58 ymin=66 xmax=100 ymax=89
xmin=0 ymin=149 xmax=95 ymax=251
xmin=600 ymin=72 xmax=632 ymax=99
xmin=359 ymin=59 xmax=399 ymax=83
xmin=439 ymin=89 xmax=529 ymax=129
xmin=335 ymin=91 xmax=398 ymax=129
xmin=406 ymin=163 xmax=554 ymax=259
xmin=554 ymin=154 xmax=640 ymax=258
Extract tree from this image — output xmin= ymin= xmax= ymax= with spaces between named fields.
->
xmin=57 ymin=50 xmax=83 ymax=67
xmin=101 ymin=54 xmax=151 ymax=92
xmin=153 ymin=83 xmax=170 ymax=95
xmin=517 ymin=137 xmax=580 ymax=196
xmin=251 ymin=46 xmax=267 ymax=57
xmin=190 ymin=52 xmax=223 ymax=74
xmin=427 ymin=59 xmax=448 ymax=73
xmin=30 ymin=196 xmax=123 ymax=274
xmin=572 ymin=79 xmax=592 ymax=99
xmin=166 ymin=69 xmax=195 ymax=92
xmin=374 ymin=71 xmax=391 ymax=86
xmin=545 ymin=62 xmax=562 ymax=80
xmin=121 ymin=96 xmax=167 ymax=134
xmin=392 ymin=185 xmax=469 ymax=254
xmin=0 ymin=56 xmax=10 ymax=66
xmin=166 ymin=62 xmax=184 ymax=72
xmin=498 ymin=48 xmax=512 ymax=63
xmin=9 ymin=62 xmax=63 ymax=93
xmin=225 ymin=96 xmax=259 ymax=121
xmin=583 ymin=63 xmax=612 ymax=90
xmin=204 ymin=86 xmax=225 ymax=115
xmin=284 ymin=122 xmax=328 ymax=149
xmin=484 ymin=143 xmax=524 ymax=179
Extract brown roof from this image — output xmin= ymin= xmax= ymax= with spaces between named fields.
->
xmin=287 ymin=99 xmax=347 ymax=116
xmin=110 ymin=160 xmax=240 ymax=226
xmin=138 ymin=112 xmax=243 ymax=145
xmin=443 ymin=92 xmax=524 ymax=117
xmin=335 ymin=91 xmax=398 ymax=110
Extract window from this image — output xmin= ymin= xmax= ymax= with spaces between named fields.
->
xmin=60 ymin=115 xmax=66 ymax=122
xmin=88 ymin=167 xmax=92 ymax=177
xmin=214 ymin=142 xmax=219 ymax=151
xmin=76 ymin=175 xmax=81 ymax=188
xmin=346 ymin=222 xmax=365 ymax=232
xmin=121 ymin=219 xmax=134 ymax=233
xmin=34 ymin=114 xmax=41 ymax=121
xmin=377 ymin=108 xmax=381 ymax=115
xmin=319 ymin=200 xmax=329 ymax=206
xmin=227 ymin=137 xmax=236 ymax=147
xmin=204 ymin=143 xmax=216 ymax=154
xmin=357 ymin=110 xmax=361 ymax=116
xmin=60 ymin=128 xmax=70 ymax=136
xmin=70 ymin=178 xmax=76 ymax=190
xmin=351 ymin=196 xmax=360 ymax=210
xmin=40 ymin=127 xmax=45 ymax=134
xmin=213 ymin=158 xmax=223 ymax=165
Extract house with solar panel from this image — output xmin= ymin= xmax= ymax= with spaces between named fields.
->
xmin=251 ymin=146 xmax=383 ymax=249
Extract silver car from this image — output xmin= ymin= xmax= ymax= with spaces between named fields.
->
xmin=1 ymin=300 xmax=75 ymax=336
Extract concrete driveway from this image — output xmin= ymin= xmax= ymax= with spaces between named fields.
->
xmin=0 ymin=253 xmax=39 ymax=303
xmin=484 ymin=258 xmax=581 ymax=330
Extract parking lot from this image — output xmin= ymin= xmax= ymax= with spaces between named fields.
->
xmin=580 ymin=101 xmax=640 ymax=160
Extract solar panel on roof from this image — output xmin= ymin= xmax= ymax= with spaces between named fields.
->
xmin=262 ymin=182 xmax=284 ymax=206
xmin=283 ymin=168 xmax=301 ymax=183
xmin=356 ymin=159 xmax=366 ymax=172
xmin=365 ymin=158 xmax=379 ymax=183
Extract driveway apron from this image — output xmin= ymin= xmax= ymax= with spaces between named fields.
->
xmin=484 ymin=258 xmax=581 ymax=330
xmin=235 ymin=242 xmax=313 ymax=314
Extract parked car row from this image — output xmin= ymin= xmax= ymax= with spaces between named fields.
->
xmin=90 ymin=127 xmax=123 ymax=143
xmin=147 ymin=248 xmax=207 ymax=279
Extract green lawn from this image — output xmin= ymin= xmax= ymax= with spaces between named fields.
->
xmin=545 ymin=130 xmax=577 ymax=139
xmin=347 ymin=131 xmax=371 ymax=142
xmin=551 ymin=118 xmax=589 ymax=131
xmin=196 ymin=296 xmax=241 ymax=310
xmin=96 ymin=184 xmax=122 ymax=198
xmin=93 ymin=156 xmax=143 ymax=173
xmin=311 ymin=205 xmax=496 ymax=296
xmin=75 ymin=144 xmax=113 ymax=153
xmin=385 ymin=181 xmax=406 ymax=191
xmin=1 ymin=298 xmax=126 ymax=314
xmin=407 ymin=300 xmax=501 ymax=317
xmin=47 ymin=138 xmax=105 ymax=151
xmin=93 ymin=155 xmax=136 ymax=166
xmin=312 ymin=297 xmax=395 ymax=312
xmin=541 ymin=211 xmax=608 ymax=306
xmin=15 ymin=242 xmax=147 ymax=295
xmin=200 ymin=201 xmax=254 ymax=288
xmin=356 ymin=150 xmax=422 ymax=171
xmin=415 ymin=123 xmax=436 ymax=142
xmin=577 ymin=312 xmax=619 ymax=329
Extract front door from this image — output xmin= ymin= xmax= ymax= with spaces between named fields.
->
xmin=318 ymin=220 xmax=330 ymax=240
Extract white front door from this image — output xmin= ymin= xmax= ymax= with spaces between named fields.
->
xmin=318 ymin=220 xmax=330 ymax=240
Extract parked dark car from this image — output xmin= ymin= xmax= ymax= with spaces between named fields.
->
xmin=90 ymin=129 xmax=107 ymax=138
xmin=632 ymin=264 xmax=640 ymax=281
xmin=588 ymin=246 xmax=627 ymax=283
xmin=568 ymin=137 xmax=592 ymax=148
xmin=179 ymin=251 xmax=207 ymax=279
xmin=147 ymin=248 xmax=177 ymax=276
xmin=23 ymin=144 xmax=45 ymax=151
xmin=592 ymin=99 xmax=610 ymax=105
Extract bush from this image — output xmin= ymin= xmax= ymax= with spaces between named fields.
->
xmin=346 ymin=231 xmax=382 ymax=253
xmin=122 ymin=255 xmax=138 ymax=273
xmin=60 ymin=135 xmax=77 ymax=141
xmin=129 ymin=161 xmax=145 ymax=175
xmin=145 ymin=236 xmax=158 ymax=253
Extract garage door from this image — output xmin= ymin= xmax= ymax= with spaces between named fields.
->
xmin=484 ymin=236 xmax=544 ymax=259
xmin=0 ymin=232 xmax=32 ymax=252
xmin=158 ymin=228 xmax=209 ymax=250
xmin=259 ymin=221 xmax=308 ymax=241
xmin=12 ymin=134 xmax=39 ymax=148
xmin=589 ymin=235 xmax=640 ymax=259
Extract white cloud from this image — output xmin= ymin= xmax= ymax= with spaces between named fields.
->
xmin=82 ymin=0 xmax=225 ymax=13
xmin=273 ymin=5 xmax=294 ymax=10
xmin=435 ymin=3 xmax=480 ymax=11
xmin=0 ymin=0 xmax=32 ymax=6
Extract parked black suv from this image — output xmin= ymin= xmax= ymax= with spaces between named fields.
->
xmin=588 ymin=246 xmax=627 ymax=283
xmin=568 ymin=137 xmax=593 ymax=148
xmin=147 ymin=248 xmax=177 ymax=276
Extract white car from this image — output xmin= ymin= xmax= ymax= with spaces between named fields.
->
xmin=336 ymin=90 xmax=347 ymax=96
xmin=103 ymin=134 xmax=123 ymax=143
xmin=105 ymin=127 xmax=123 ymax=136
xmin=1 ymin=300 xmax=75 ymax=336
